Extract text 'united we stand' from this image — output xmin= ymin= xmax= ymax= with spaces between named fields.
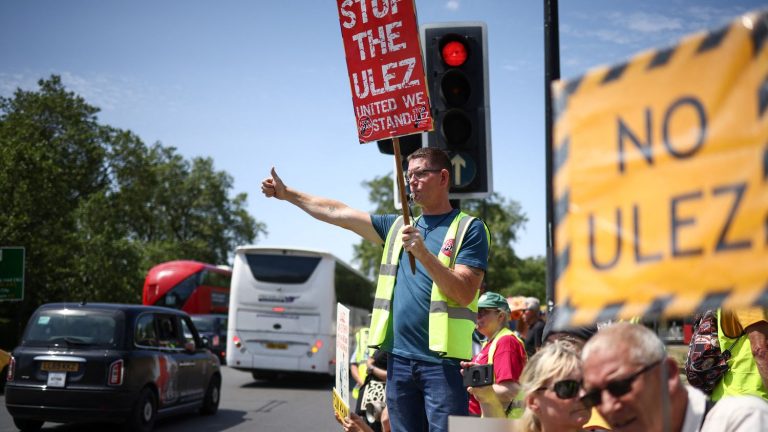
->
xmin=337 ymin=0 xmax=432 ymax=143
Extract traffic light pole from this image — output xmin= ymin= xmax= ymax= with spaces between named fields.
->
xmin=544 ymin=0 xmax=560 ymax=310
xmin=393 ymin=137 xmax=417 ymax=274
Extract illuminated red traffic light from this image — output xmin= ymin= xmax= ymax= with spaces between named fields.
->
xmin=440 ymin=40 xmax=471 ymax=144
xmin=441 ymin=41 xmax=468 ymax=67
xmin=423 ymin=23 xmax=492 ymax=198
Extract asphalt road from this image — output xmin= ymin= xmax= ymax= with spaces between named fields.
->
xmin=0 ymin=366 xmax=343 ymax=432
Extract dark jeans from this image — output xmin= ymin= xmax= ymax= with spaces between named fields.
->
xmin=386 ymin=353 xmax=468 ymax=432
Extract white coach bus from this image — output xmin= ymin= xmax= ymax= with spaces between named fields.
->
xmin=226 ymin=246 xmax=373 ymax=379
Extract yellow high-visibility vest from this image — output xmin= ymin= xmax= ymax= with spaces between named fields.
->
xmin=712 ymin=309 xmax=768 ymax=401
xmin=368 ymin=212 xmax=488 ymax=360
xmin=483 ymin=327 xmax=526 ymax=419
xmin=352 ymin=328 xmax=370 ymax=400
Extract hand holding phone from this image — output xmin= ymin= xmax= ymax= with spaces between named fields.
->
xmin=462 ymin=363 xmax=494 ymax=387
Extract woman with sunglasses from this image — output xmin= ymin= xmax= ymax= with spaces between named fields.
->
xmin=519 ymin=339 xmax=591 ymax=432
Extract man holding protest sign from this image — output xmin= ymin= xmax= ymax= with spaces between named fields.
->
xmin=261 ymin=146 xmax=489 ymax=431
xmin=264 ymin=1 xmax=489 ymax=430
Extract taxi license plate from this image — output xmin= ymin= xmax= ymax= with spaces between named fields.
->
xmin=266 ymin=342 xmax=288 ymax=350
xmin=41 ymin=361 xmax=79 ymax=372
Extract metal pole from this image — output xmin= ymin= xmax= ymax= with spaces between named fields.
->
xmin=544 ymin=0 xmax=560 ymax=310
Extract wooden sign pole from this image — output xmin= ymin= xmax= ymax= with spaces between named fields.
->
xmin=392 ymin=137 xmax=417 ymax=274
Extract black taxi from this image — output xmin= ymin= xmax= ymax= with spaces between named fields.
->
xmin=5 ymin=303 xmax=221 ymax=432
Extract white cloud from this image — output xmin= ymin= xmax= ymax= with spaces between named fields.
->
xmin=590 ymin=28 xmax=640 ymax=45
xmin=0 ymin=71 xmax=177 ymax=117
xmin=445 ymin=0 xmax=460 ymax=11
xmin=683 ymin=5 xmax=754 ymax=32
xmin=0 ymin=73 xmax=38 ymax=97
xmin=564 ymin=5 xmax=753 ymax=49
xmin=501 ymin=59 xmax=532 ymax=73
xmin=621 ymin=12 xmax=683 ymax=33
xmin=567 ymin=11 xmax=684 ymax=46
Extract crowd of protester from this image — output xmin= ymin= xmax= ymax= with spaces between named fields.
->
xmin=338 ymin=295 xmax=768 ymax=432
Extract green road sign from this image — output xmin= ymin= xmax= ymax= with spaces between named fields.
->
xmin=0 ymin=247 xmax=25 ymax=301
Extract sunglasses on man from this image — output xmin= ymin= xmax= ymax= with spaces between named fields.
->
xmin=579 ymin=359 xmax=662 ymax=408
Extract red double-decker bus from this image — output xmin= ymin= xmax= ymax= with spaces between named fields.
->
xmin=142 ymin=260 xmax=232 ymax=315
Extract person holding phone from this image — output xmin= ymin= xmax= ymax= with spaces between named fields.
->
xmin=463 ymin=291 xmax=527 ymax=416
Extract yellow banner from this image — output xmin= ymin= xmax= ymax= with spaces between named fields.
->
xmin=332 ymin=387 xmax=350 ymax=421
xmin=553 ymin=10 xmax=768 ymax=325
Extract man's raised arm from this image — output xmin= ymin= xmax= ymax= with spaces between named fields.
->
xmin=261 ymin=167 xmax=383 ymax=245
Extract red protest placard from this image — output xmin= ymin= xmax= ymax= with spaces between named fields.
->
xmin=337 ymin=0 xmax=433 ymax=143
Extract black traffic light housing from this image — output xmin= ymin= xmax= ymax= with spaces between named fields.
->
xmin=422 ymin=23 xmax=492 ymax=199
xmin=376 ymin=134 xmax=424 ymax=156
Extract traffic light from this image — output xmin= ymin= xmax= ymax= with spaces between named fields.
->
xmin=422 ymin=23 xmax=492 ymax=199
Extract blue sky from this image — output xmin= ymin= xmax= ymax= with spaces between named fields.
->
xmin=0 ymin=0 xmax=762 ymax=267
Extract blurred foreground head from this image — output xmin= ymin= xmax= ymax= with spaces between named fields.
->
xmin=581 ymin=323 xmax=682 ymax=432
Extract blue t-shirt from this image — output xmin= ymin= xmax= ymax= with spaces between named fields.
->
xmin=371 ymin=209 xmax=489 ymax=364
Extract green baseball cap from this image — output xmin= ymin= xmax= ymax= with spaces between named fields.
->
xmin=478 ymin=291 xmax=510 ymax=312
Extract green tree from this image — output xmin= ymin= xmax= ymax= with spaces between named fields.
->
xmin=504 ymin=255 xmax=546 ymax=300
xmin=0 ymin=76 xmax=265 ymax=346
xmin=352 ymin=174 xmax=397 ymax=277
xmin=0 ymin=76 xmax=110 ymax=326
xmin=462 ymin=193 xmax=528 ymax=292
xmin=103 ymin=138 xmax=264 ymax=268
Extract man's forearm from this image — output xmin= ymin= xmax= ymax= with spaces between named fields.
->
xmin=281 ymin=187 xmax=382 ymax=245
xmin=416 ymin=251 xmax=482 ymax=306
xmin=284 ymin=187 xmax=346 ymax=225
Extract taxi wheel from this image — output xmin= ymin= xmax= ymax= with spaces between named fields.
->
xmin=125 ymin=388 xmax=157 ymax=432
xmin=200 ymin=374 xmax=221 ymax=415
xmin=12 ymin=418 xmax=43 ymax=431
xmin=0 ymin=366 xmax=6 ymax=393
xmin=251 ymin=371 xmax=270 ymax=381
